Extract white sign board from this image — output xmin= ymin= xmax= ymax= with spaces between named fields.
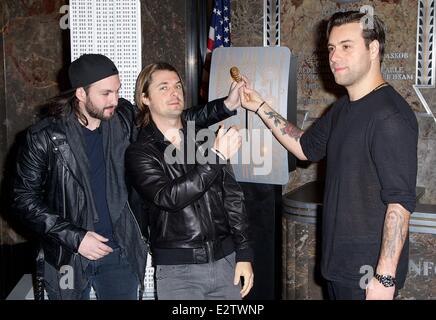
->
xmin=209 ymin=47 xmax=291 ymax=185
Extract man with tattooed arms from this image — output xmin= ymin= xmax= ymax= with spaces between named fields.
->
xmin=240 ymin=11 xmax=418 ymax=300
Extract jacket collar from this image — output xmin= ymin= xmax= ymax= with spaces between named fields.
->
xmin=62 ymin=112 xmax=100 ymax=222
xmin=138 ymin=119 xmax=214 ymax=168
xmin=139 ymin=119 xmax=188 ymax=144
xmin=139 ymin=120 xmax=166 ymax=142
xmin=57 ymin=112 xmax=90 ymax=184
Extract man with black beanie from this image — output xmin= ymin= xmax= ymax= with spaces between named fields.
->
xmin=12 ymin=54 xmax=243 ymax=299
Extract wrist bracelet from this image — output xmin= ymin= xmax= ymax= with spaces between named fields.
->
xmin=211 ymin=147 xmax=227 ymax=161
xmin=255 ymin=101 xmax=266 ymax=115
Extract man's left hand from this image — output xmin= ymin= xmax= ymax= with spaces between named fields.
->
xmin=223 ymin=80 xmax=245 ymax=111
xmin=366 ymin=277 xmax=395 ymax=300
xmin=234 ymin=261 xmax=254 ymax=298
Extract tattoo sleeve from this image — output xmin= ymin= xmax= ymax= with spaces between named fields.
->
xmin=263 ymin=109 xmax=303 ymax=142
xmin=377 ymin=204 xmax=410 ymax=275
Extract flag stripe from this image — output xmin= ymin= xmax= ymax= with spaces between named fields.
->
xmin=208 ymin=0 xmax=231 ymax=51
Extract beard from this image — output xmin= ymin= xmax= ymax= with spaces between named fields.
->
xmin=84 ymin=99 xmax=116 ymax=121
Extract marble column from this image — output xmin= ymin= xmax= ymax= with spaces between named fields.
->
xmin=0 ymin=0 xmax=68 ymax=299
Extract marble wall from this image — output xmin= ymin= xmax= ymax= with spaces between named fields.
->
xmin=0 ymin=1 xmax=69 ymax=246
xmin=140 ymin=0 xmax=187 ymax=80
xmin=232 ymin=0 xmax=264 ymax=46
xmin=0 ymin=1 xmax=7 ymax=193
xmin=399 ymin=232 xmax=436 ymax=299
xmin=417 ymin=100 xmax=436 ymax=204
xmin=283 ymin=217 xmax=436 ymax=300
xmin=282 ymin=218 xmax=324 ymax=299
xmin=0 ymin=0 xmax=69 ymax=299
xmin=141 ymin=0 xmax=209 ymax=108
xmin=231 ymin=0 xmax=436 ymax=204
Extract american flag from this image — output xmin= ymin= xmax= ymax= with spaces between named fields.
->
xmin=207 ymin=0 xmax=232 ymax=52
xmin=200 ymin=0 xmax=231 ymax=100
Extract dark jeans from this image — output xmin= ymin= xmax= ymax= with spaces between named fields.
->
xmin=327 ymin=281 xmax=366 ymax=300
xmin=46 ymin=248 xmax=139 ymax=300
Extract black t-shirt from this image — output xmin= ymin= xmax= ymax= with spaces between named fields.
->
xmin=82 ymin=126 xmax=117 ymax=248
xmin=300 ymin=85 xmax=418 ymax=288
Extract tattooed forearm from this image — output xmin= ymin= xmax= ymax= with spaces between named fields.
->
xmin=264 ymin=110 xmax=287 ymax=127
xmin=263 ymin=110 xmax=303 ymax=141
xmin=382 ymin=210 xmax=405 ymax=258
xmin=377 ymin=204 xmax=410 ymax=273
xmin=281 ymin=124 xmax=304 ymax=141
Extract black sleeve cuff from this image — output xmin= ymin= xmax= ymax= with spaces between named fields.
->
xmin=222 ymin=98 xmax=237 ymax=116
xmin=235 ymin=247 xmax=254 ymax=263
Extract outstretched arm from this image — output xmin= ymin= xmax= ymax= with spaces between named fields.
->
xmin=240 ymin=86 xmax=307 ymax=160
xmin=183 ymin=81 xmax=245 ymax=128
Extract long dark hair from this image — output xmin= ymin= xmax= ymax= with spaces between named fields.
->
xmin=48 ymin=87 xmax=89 ymax=126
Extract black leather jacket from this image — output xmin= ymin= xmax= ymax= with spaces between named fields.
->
xmin=125 ymin=115 xmax=253 ymax=265
xmin=12 ymin=99 xmax=148 ymax=298
xmin=12 ymin=97 xmax=235 ymax=297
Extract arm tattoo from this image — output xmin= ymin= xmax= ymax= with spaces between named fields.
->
xmin=263 ymin=110 xmax=303 ymax=141
xmin=380 ymin=208 xmax=408 ymax=261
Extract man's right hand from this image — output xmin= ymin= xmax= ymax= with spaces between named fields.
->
xmin=236 ymin=76 xmax=308 ymax=161
xmin=223 ymin=80 xmax=246 ymax=111
xmin=213 ymin=126 xmax=242 ymax=160
xmin=78 ymin=231 xmax=113 ymax=260
xmin=240 ymin=86 xmax=265 ymax=112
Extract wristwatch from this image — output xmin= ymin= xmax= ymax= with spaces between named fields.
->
xmin=374 ymin=273 xmax=396 ymax=287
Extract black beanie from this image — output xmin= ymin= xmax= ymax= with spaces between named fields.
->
xmin=68 ymin=54 xmax=119 ymax=89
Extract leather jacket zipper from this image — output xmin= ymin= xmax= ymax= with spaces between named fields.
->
xmin=162 ymin=212 xmax=168 ymax=238
xmin=126 ymin=201 xmax=149 ymax=247
xmin=62 ymin=166 xmax=66 ymax=218
xmin=57 ymin=166 xmax=66 ymax=266
xmin=204 ymin=171 xmax=224 ymax=260
xmin=62 ymin=165 xmax=78 ymax=259
xmin=126 ymin=201 xmax=148 ymax=299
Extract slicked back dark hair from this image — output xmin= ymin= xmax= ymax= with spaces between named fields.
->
xmin=327 ymin=10 xmax=386 ymax=63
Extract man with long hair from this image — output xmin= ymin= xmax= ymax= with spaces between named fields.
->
xmin=126 ymin=62 xmax=253 ymax=300
xmin=12 ymin=54 xmax=243 ymax=299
